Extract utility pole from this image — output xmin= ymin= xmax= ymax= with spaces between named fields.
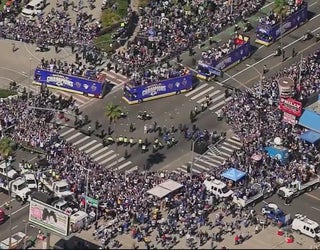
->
xmin=5 ymin=160 xmax=13 ymax=248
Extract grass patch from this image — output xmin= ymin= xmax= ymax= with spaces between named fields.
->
xmin=138 ymin=0 xmax=150 ymax=8
xmin=100 ymin=0 xmax=129 ymax=27
xmin=0 ymin=89 xmax=17 ymax=98
xmin=94 ymin=33 xmax=114 ymax=52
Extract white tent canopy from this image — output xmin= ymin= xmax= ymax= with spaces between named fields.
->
xmin=147 ymin=179 xmax=184 ymax=199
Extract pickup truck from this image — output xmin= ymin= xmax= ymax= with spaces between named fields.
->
xmin=41 ymin=178 xmax=74 ymax=198
xmin=0 ymin=161 xmax=19 ymax=180
xmin=277 ymin=176 xmax=320 ymax=202
xmin=0 ymin=177 xmax=32 ymax=201
xmin=23 ymin=173 xmax=38 ymax=191
xmin=203 ymin=177 xmax=234 ymax=199
xmin=233 ymin=182 xmax=274 ymax=208
xmin=0 ymin=231 xmax=27 ymax=249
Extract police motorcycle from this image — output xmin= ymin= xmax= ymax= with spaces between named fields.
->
xmin=137 ymin=111 xmax=152 ymax=120
xmin=273 ymin=47 xmax=282 ymax=57
xmin=35 ymin=43 xmax=49 ymax=52
xmin=165 ymin=135 xmax=177 ymax=149
xmin=152 ymin=138 xmax=164 ymax=153
xmin=302 ymin=31 xmax=313 ymax=41
xmin=243 ymin=19 xmax=252 ymax=32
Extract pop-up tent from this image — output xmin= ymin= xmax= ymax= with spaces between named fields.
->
xmin=300 ymin=130 xmax=320 ymax=144
xmin=147 ymin=179 xmax=183 ymax=199
xmin=221 ymin=168 xmax=246 ymax=182
xmin=264 ymin=146 xmax=289 ymax=163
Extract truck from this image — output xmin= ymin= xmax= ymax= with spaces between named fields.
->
xmin=255 ymin=1 xmax=308 ymax=46
xmin=233 ymin=182 xmax=274 ymax=208
xmin=41 ymin=178 xmax=74 ymax=198
xmin=197 ymin=34 xmax=251 ymax=80
xmin=23 ymin=173 xmax=38 ymax=191
xmin=0 ymin=232 xmax=27 ymax=249
xmin=203 ymin=177 xmax=234 ymax=199
xmin=0 ymin=161 xmax=19 ymax=180
xmin=0 ymin=177 xmax=32 ymax=201
xmin=277 ymin=177 xmax=320 ymax=202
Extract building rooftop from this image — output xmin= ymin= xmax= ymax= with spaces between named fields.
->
xmin=306 ymin=100 xmax=320 ymax=114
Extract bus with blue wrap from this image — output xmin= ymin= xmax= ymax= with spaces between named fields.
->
xmin=255 ymin=0 xmax=308 ymax=46
xmin=122 ymin=66 xmax=194 ymax=104
xmin=33 ymin=68 xmax=109 ymax=98
xmin=196 ymin=34 xmax=252 ymax=80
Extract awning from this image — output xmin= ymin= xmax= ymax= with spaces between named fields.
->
xmin=300 ymin=130 xmax=320 ymax=144
xmin=299 ymin=109 xmax=320 ymax=133
xmin=221 ymin=168 xmax=246 ymax=182
xmin=147 ymin=179 xmax=184 ymax=199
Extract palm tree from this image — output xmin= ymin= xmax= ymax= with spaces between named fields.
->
xmin=0 ymin=137 xmax=15 ymax=159
xmin=105 ymin=103 xmax=123 ymax=125
xmin=274 ymin=0 xmax=289 ymax=49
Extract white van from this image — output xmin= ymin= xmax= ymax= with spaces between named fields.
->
xmin=21 ymin=0 xmax=44 ymax=18
xmin=292 ymin=214 xmax=320 ymax=240
xmin=203 ymin=177 xmax=234 ymax=198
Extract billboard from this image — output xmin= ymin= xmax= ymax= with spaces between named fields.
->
xmin=123 ymin=73 xmax=193 ymax=101
xmin=256 ymin=3 xmax=308 ymax=41
xmin=29 ymin=199 xmax=69 ymax=236
xmin=34 ymin=68 xmax=105 ymax=97
xmin=279 ymin=97 xmax=303 ymax=117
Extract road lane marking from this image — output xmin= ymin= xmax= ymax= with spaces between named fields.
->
xmin=11 ymin=204 xmax=29 ymax=216
xmin=306 ymin=193 xmax=320 ymax=201
xmin=0 ymin=199 xmax=15 ymax=208
xmin=241 ymin=41 xmax=320 ymax=85
xmin=220 ymin=18 xmax=320 ymax=84
xmin=311 ymin=207 xmax=320 ymax=212
xmin=11 ymin=225 xmax=18 ymax=230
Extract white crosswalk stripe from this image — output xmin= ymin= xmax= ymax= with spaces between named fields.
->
xmin=73 ymin=136 xmax=90 ymax=146
xmin=185 ymin=83 xmax=236 ymax=113
xmin=185 ymin=83 xmax=208 ymax=97
xmin=174 ymin=135 xmax=243 ymax=174
xmin=79 ymin=140 xmax=97 ymax=151
xmin=65 ymin=132 xmax=82 ymax=142
xmin=58 ymin=126 xmax=141 ymax=172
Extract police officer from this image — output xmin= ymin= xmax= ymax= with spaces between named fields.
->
xmin=138 ymin=138 xmax=143 ymax=147
xmin=129 ymin=123 xmax=134 ymax=132
xmin=129 ymin=137 xmax=134 ymax=147
xmin=123 ymin=136 xmax=128 ymax=146
xmin=102 ymin=138 xmax=107 ymax=147
xmin=141 ymin=144 xmax=146 ymax=153
xmin=201 ymin=102 xmax=205 ymax=112
xmin=95 ymin=120 xmax=100 ymax=130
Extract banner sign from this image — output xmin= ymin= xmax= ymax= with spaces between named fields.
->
xmin=34 ymin=68 xmax=104 ymax=96
xmin=264 ymin=146 xmax=289 ymax=163
xmin=199 ymin=35 xmax=252 ymax=76
xmin=29 ymin=199 xmax=69 ymax=236
xmin=256 ymin=3 xmax=308 ymax=41
xmin=124 ymin=73 xmax=193 ymax=100
xmin=86 ymin=196 xmax=99 ymax=208
xmin=283 ymin=112 xmax=297 ymax=125
xmin=279 ymin=97 xmax=303 ymax=117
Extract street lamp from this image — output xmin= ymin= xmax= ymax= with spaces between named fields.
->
xmin=82 ymin=167 xmax=91 ymax=226
xmin=246 ymin=64 xmax=263 ymax=98
xmin=5 ymin=159 xmax=13 ymax=248
xmin=23 ymin=219 xmax=28 ymax=249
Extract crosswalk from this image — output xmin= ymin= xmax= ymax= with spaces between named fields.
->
xmin=99 ymin=69 xmax=129 ymax=86
xmin=173 ymin=136 xmax=242 ymax=174
xmin=58 ymin=126 xmax=139 ymax=173
xmin=185 ymin=83 xmax=232 ymax=115
xmin=26 ymin=84 xmax=92 ymax=108
xmin=59 ymin=125 xmax=138 ymax=172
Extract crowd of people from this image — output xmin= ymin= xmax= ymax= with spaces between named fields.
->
xmin=127 ymin=64 xmax=189 ymax=86
xmin=111 ymin=0 xmax=265 ymax=74
xmin=258 ymin=0 xmax=304 ymax=26
xmin=38 ymin=58 xmax=101 ymax=80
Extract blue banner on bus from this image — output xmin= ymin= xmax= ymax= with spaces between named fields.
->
xmin=34 ymin=69 xmax=106 ymax=97
xmin=256 ymin=2 xmax=308 ymax=46
xmin=123 ymin=73 xmax=193 ymax=104
xmin=197 ymin=34 xmax=251 ymax=78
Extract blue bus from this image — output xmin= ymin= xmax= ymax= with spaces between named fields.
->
xmin=197 ymin=34 xmax=252 ymax=80
xmin=33 ymin=68 xmax=109 ymax=98
xmin=255 ymin=1 xmax=308 ymax=46
xmin=122 ymin=72 xmax=194 ymax=104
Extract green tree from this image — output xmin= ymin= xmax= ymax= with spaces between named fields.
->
xmin=105 ymin=103 xmax=123 ymax=125
xmin=0 ymin=137 xmax=16 ymax=158
xmin=274 ymin=0 xmax=289 ymax=18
